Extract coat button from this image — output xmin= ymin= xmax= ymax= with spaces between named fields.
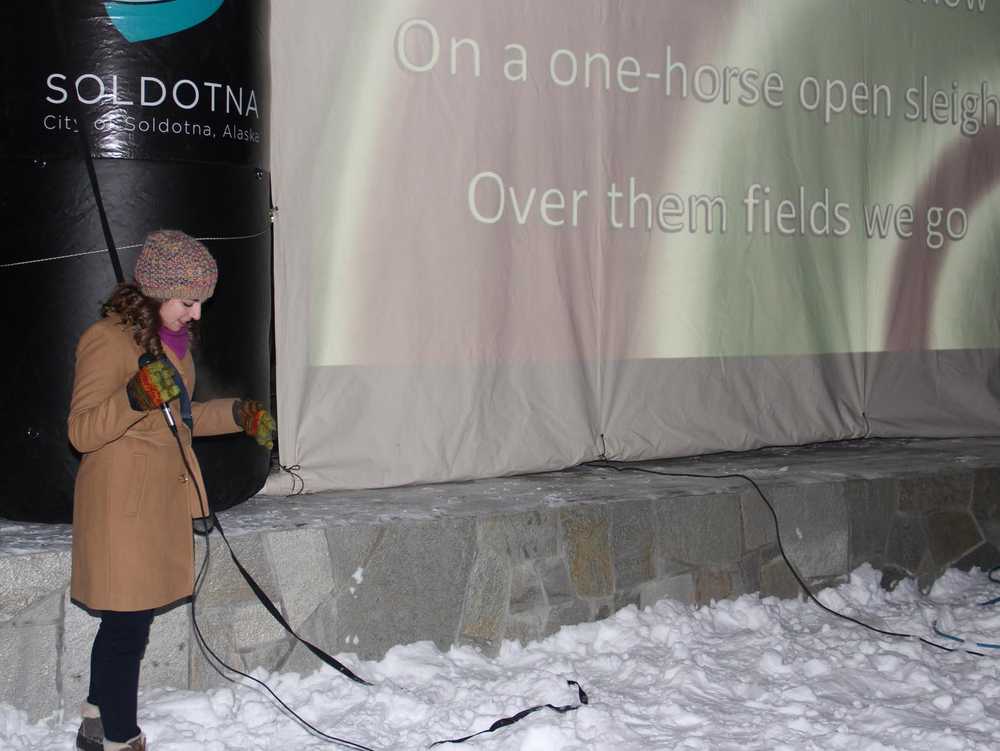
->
xmin=179 ymin=474 xmax=188 ymax=484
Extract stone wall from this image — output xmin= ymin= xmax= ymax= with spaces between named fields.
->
xmin=3 ymin=438 xmax=1000 ymax=720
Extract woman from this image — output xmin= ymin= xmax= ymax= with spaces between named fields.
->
xmin=68 ymin=230 xmax=274 ymax=751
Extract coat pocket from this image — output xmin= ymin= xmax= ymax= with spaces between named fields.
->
xmin=122 ymin=453 xmax=149 ymax=517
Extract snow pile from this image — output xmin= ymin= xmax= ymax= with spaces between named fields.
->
xmin=4 ymin=564 xmax=1000 ymax=750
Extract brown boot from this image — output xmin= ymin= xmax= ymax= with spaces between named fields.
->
xmin=103 ymin=732 xmax=146 ymax=750
xmin=76 ymin=702 xmax=103 ymax=751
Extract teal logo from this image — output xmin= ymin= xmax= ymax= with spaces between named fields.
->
xmin=103 ymin=0 xmax=224 ymax=43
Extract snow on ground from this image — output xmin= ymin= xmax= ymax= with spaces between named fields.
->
xmin=5 ymin=565 xmax=1000 ymax=750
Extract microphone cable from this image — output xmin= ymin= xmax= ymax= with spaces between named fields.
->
xmin=584 ymin=461 xmax=990 ymax=658
xmin=160 ymin=404 xmax=378 ymax=751
xmin=166 ymin=407 xmax=588 ymax=749
xmin=48 ymin=0 xmax=125 ymax=285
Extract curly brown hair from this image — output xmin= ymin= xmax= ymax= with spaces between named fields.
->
xmin=101 ymin=283 xmax=164 ymax=356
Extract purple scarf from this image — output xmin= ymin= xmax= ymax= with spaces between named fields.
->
xmin=159 ymin=325 xmax=190 ymax=359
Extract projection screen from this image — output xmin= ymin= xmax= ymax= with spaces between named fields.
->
xmin=270 ymin=0 xmax=1000 ymax=493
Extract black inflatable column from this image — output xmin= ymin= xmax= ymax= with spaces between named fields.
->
xmin=0 ymin=0 xmax=271 ymax=522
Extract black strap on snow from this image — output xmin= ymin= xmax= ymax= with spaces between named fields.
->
xmin=209 ymin=511 xmax=590 ymax=745
xmin=211 ymin=517 xmax=373 ymax=686
xmin=428 ymin=680 xmax=589 ymax=747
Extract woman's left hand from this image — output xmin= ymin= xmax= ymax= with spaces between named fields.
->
xmin=233 ymin=399 xmax=276 ymax=449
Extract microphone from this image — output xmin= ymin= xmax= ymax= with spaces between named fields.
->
xmin=138 ymin=353 xmax=178 ymax=434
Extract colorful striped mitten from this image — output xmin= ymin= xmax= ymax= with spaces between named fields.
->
xmin=126 ymin=358 xmax=181 ymax=411
xmin=233 ymin=399 xmax=276 ymax=449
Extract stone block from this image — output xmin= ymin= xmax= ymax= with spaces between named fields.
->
xmin=756 ymin=484 xmax=849 ymax=579
xmin=614 ymin=587 xmax=641 ymax=613
xmin=610 ymin=500 xmax=655 ymax=590
xmin=658 ymin=557 xmax=695 ymax=578
xmin=61 ymin=596 xmax=101 ymax=708
xmin=194 ymin=532 xmax=279 ymax=610
xmin=760 ymin=558 xmax=801 ymax=600
xmin=728 ymin=564 xmax=753 ymax=598
xmin=239 ymin=637 xmax=294 ymax=675
xmin=190 ymin=595 xmax=288 ymax=689
xmin=509 ymin=561 xmax=545 ymax=614
xmin=318 ymin=518 xmax=476 ymax=659
xmin=326 ymin=524 xmax=387 ymax=592
xmin=847 ymin=479 xmax=897 ymax=568
xmin=11 ymin=588 xmax=64 ymax=627
xmin=590 ymin=598 xmax=613 ymax=622
xmin=739 ymin=545 xmax=773 ymax=596
xmin=656 ymin=493 xmax=742 ymax=567
xmin=0 ymin=622 xmax=60 ymax=720
xmin=885 ymin=514 xmax=928 ymax=573
xmin=926 ymin=511 xmax=983 ymax=568
xmin=559 ymin=507 xmax=613 ymax=598
xmin=504 ymin=606 xmax=548 ymax=645
xmin=741 ymin=488 xmax=777 ymax=551
xmin=548 ymin=596 xmax=592 ymax=634
xmin=458 ymin=549 xmax=511 ymax=651
xmin=695 ymin=569 xmax=734 ymax=603
xmin=189 ymin=605 xmax=244 ymax=691
xmin=640 ymin=572 xmax=696 ymax=608
xmin=477 ymin=510 xmax=558 ymax=562
xmin=898 ymin=473 xmax=973 ymax=512
xmin=915 ymin=551 xmax=939 ymax=594
xmin=139 ymin=602 xmax=190 ymax=694
xmin=233 ymin=600 xmax=296 ymax=647
xmin=0 ymin=551 xmax=71 ymax=622
xmin=537 ymin=557 xmax=574 ymax=603
xmin=265 ymin=527 xmax=335 ymax=628
xmin=187 ymin=533 xmax=292 ymax=680
xmin=972 ymin=468 xmax=1000 ymax=545
xmin=279 ymin=594 xmax=345 ymax=677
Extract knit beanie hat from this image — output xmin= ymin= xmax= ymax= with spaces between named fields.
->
xmin=134 ymin=230 xmax=217 ymax=301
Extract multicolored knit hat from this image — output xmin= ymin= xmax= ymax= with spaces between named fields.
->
xmin=134 ymin=230 xmax=217 ymax=301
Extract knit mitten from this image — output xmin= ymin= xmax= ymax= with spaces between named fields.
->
xmin=233 ymin=399 xmax=275 ymax=449
xmin=126 ymin=358 xmax=181 ymax=411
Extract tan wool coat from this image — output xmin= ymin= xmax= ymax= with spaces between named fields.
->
xmin=69 ymin=316 xmax=241 ymax=612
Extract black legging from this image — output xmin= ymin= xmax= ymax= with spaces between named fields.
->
xmin=86 ymin=609 xmax=155 ymax=743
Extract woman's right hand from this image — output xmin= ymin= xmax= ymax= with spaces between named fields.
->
xmin=126 ymin=357 xmax=182 ymax=411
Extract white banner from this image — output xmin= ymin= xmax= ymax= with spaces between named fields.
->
xmin=270 ymin=0 xmax=1000 ymax=493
